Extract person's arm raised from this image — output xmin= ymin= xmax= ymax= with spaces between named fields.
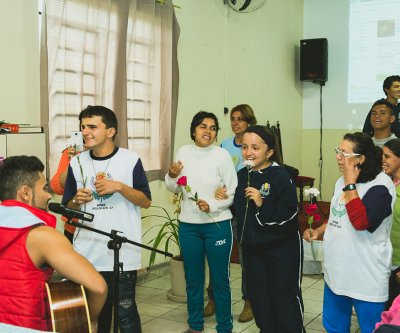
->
xmin=27 ymin=226 xmax=107 ymax=330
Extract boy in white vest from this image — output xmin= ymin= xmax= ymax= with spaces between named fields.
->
xmin=63 ymin=105 xmax=152 ymax=333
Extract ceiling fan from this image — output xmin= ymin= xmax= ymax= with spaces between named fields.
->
xmin=224 ymin=0 xmax=266 ymax=13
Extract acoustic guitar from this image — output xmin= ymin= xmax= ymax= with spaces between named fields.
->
xmin=45 ymin=280 xmax=92 ymax=333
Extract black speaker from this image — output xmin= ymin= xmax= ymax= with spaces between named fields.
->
xmin=300 ymin=38 xmax=328 ymax=82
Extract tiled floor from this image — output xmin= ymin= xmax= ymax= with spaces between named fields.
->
xmin=135 ymin=263 xmax=361 ymax=333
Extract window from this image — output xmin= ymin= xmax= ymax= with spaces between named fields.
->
xmin=126 ymin=15 xmax=160 ymax=171
xmin=43 ymin=0 xmax=177 ymax=179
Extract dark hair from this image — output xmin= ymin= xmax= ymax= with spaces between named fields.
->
xmin=383 ymin=75 xmax=400 ymax=96
xmin=0 ymin=155 xmax=44 ymax=200
xmin=190 ymin=111 xmax=220 ymax=141
xmin=245 ymin=125 xmax=283 ymax=164
xmin=383 ymin=138 xmax=400 ymax=158
xmin=343 ymin=132 xmax=382 ymax=183
xmin=230 ymin=104 xmax=257 ymax=125
xmin=370 ymin=98 xmax=395 ymax=115
xmin=79 ymin=105 xmax=118 ymax=138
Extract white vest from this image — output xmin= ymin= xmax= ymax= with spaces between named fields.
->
xmin=70 ymin=148 xmax=143 ymax=271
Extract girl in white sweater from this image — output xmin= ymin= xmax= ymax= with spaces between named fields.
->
xmin=165 ymin=111 xmax=237 ymax=333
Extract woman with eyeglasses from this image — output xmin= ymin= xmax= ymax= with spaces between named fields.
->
xmin=382 ymin=138 xmax=400 ymax=310
xmin=304 ymin=132 xmax=396 ymax=333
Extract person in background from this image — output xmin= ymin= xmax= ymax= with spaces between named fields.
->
xmin=204 ymin=104 xmax=257 ymax=323
xmin=234 ymin=125 xmax=305 ymax=332
xmin=0 ymin=155 xmax=107 ymax=332
xmin=50 ymin=145 xmax=82 ymax=242
xmin=51 ymin=146 xmax=80 ymax=195
xmin=62 ymin=105 xmax=151 ymax=333
xmin=369 ymin=99 xmax=397 ymax=147
xmin=363 ymin=75 xmax=400 ymax=137
xmin=304 ymin=132 xmax=395 ymax=333
xmin=374 ymin=293 xmax=400 ymax=332
xmin=383 ymin=138 xmax=400 ymax=309
xmin=165 ymin=111 xmax=237 ymax=333
xmin=220 ymin=104 xmax=257 ymax=171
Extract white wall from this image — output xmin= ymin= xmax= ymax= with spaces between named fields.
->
xmin=0 ymin=1 xmax=40 ymax=125
xmin=174 ymin=0 xmax=304 ymax=169
xmin=302 ymin=1 xmax=352 ymax=129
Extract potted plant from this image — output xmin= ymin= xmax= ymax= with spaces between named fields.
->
xmin=142 ymin=193 xmax=187 ymax=302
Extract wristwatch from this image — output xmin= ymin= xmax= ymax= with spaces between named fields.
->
xmin=342 ymin=184 xmax=356 ymax=191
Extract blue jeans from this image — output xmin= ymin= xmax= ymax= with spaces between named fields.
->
xmin=98 ymin=270 xmax=141 ymax=333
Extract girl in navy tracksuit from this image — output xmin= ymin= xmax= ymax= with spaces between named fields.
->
xmin=234 ymin=125 xmax=305 ymax=333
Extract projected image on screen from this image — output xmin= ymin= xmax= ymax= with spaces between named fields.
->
xmin=348 ymin=0 xmax=400 ymax=104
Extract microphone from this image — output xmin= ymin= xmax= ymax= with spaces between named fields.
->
xmin=48 ymin=202 xmax=94 ymax=222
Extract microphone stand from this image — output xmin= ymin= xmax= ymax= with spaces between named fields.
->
xmin=65 ymin=218 xmax=172 ymax=333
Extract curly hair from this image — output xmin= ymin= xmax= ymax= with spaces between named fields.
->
xmin=343 ymin=132 xmax=382 ymax=183
xmin=0 ymin=155 xmax=44 ymax=200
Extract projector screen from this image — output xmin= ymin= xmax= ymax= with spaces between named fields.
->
xmin=348 ymin=0 xmax=400 ymax=104
xmin=303 ymin=0 xmax=400 ymax=130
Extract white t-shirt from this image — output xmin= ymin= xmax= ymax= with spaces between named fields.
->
xmin=372 ymin=133 xmax=397 ymax=147
xmin=323 ymin=172 xmax=395 ymax=302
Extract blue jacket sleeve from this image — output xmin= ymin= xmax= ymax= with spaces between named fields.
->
xmin=132 ymin=159 xmax=152 ymax=200
xmin=362 ymin=185 xmax=393 ymax=233
xmin=61 ymin=165 xmax=77 ymax=205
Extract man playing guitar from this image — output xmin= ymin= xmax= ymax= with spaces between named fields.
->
xmin=0 ymin=155 xmax=107 ymax=332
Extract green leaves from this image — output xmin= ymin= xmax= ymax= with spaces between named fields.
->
xmin=76 ymin=155 xmax=87 ymax=187
xmin=188 ymin=191 xmax=198 ymax=202
xmin=142 ymin=205 xmax=181 ymax=267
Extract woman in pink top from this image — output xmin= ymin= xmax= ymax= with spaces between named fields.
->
xmin=375 ymin=295 xmax=400 ymax=331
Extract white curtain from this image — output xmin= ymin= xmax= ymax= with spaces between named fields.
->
xmin=40 ymin=0 xmax=179 ymax=181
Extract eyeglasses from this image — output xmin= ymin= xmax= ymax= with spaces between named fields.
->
xmin=334 ymin=147 xmax=362 ymax=158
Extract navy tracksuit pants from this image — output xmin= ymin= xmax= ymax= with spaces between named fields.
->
xmin=242 ymin=231 xmax=305 ymax=333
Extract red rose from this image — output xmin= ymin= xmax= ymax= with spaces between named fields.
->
xmin=177 ymin=176 xmax=187 ymax=187
xmin=313 ymin=214 xmax=321 ymax=222
xmin=305 ymin=203 xmax=317 ymax=216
